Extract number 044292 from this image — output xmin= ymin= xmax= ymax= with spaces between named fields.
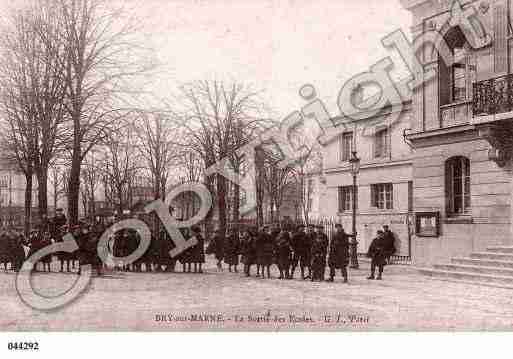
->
xmin=7 ymin=342 xmax=39 ymax=350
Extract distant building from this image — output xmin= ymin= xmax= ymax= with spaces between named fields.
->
xmin=309 ymin=84 xmax=413 ymax=257
xmin=0 ymin=160 xmax=38 ymax=229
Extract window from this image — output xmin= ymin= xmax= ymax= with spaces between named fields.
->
xmin=451 ymin=47 xmax=476 ymax=102
xmin=371 ymin=183 xmax=393 ymax=210
xmin=374 ymin=128 xmax=389 ymax=158
xmin=439 ymin=26 xmax=477 ymax=105
xmin=338 ymin=185 xmax=357 ymax=212
xmin=446 ymin=156 xmax=471 ymax=215
xmin=339 ymin=132 xmax=353 ymax=162
xmin=0 ymin=176 xmax=7 ymax=188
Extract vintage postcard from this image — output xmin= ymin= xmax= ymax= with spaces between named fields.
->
xmin=0 ymin=0 xmax=512 ymax=347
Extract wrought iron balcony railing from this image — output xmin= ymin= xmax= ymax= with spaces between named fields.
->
xmin=473 ymin=74 xmax=513 ymax=116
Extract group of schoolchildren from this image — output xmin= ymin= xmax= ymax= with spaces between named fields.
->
xmin=207 ymin=223 xmax=397 ymax=282
xmin=0 ymin=209 xmax=397 ymax=282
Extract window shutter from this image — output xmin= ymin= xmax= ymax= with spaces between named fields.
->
xmin=494 ymin=2 xmax=508 ymax=73
xmin=370 ymin=185 xmax=376 ymax=207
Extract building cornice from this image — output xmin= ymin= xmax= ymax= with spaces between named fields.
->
xmin=405 ymin=124 xmax=481 ymax=148
xmin=324 ymin=158 xmax=413 ymax=175
xmin=406 ymin=124 xmax=476 ymax=140
xmin=329 ymin=100 xmax=412 ymax=128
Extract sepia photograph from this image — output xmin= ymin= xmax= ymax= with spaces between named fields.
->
xmin=1 ymin=0 xmax=513 ymax=348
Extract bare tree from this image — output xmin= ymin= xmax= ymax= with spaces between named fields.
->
xmin=0 ymin=9 xmax=42 ymax=233
xmin=79 ymin=152 xmax=101 ymax=219
xmin=179 ymin=152 xmax=203 ymax=219
xmin=174 ymin=80 xmax=268 ymax=234
xmin=289 ymin=129 xmax=324 ymax=224
xmin=134 ymin=111 xmax=179 ymax=201
xmin=100 ymin=128 xmax=141 ymax=215
xmin=0 ymin=3 xmax=70 ymax=225
xmin=49 ymin=164 xmax=68 ymax=215
xmin=260 ymin=149 xmax=295 ymax=223
xmin=34 ymin=0 xmax=153 ymax=224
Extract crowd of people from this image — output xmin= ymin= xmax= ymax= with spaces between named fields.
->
xmin=207 ymin=223 xmax=396 ymax=282
xmin=0 ymin=208 xmax=398 ymax=282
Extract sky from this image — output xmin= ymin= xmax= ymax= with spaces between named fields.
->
xmin=0 ymin=0 xmax=413 ymax=118
xmin=132 ymin=0 xmax=413 ymax=118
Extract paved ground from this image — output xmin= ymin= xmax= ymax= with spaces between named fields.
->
xmin=1 ymin=258 xmax=513 ymax=331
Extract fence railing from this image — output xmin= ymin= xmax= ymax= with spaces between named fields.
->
xmin=473 ymin=73 xmax=513 ymax=116
xmin=227 ymin=217 xmax=412 ymax=265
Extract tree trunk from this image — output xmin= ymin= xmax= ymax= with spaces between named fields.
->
xmin=24 ymin=169 xmax=33 ymax=236
xmin=117 ymin=186 xmax=124 ymax=215
xmin=255 ymin=147 xmax=265 ymax=228
xmin=82 ymin=195 xmax=88 ymax=218
xmin=232 ymin=182 xmax=240 ymax=225
xmin=90 ymin=191 xmax=96 ymax=219
xmin=68 ymin=132 xmax=82 ymax=225
xmin=204 ymin=176 xmax=215 ymax=237
xmin=53 ymin=181 xmax=58 ymax=215
xmin=216 ymin=174 xmax=227 ymax=235
xmin=36 ymin=166 xmax=48 ymax=222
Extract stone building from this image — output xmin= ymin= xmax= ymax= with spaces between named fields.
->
xmin=315 ymin=85 xmax=414 ymax=257
xmin=0 ymin=160 xmax=38 ymax=228
xmin=401 ymin=0 xmax=513 ymax=265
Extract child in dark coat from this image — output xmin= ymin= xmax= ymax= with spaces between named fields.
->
xmin=224 ymin=229 xmax=240 ymax=272
xmin=191 ymin=226 xmax=205 ymax=273
xmin=276 ymin=230 xmax=292 ymax=279
xmin=240 ymin=230 xmax=257 ymax=277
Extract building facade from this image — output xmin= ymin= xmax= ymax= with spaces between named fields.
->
xmin=316 ymin=91 xmax=414 ymax=257
xmin=0 ymin=160 xmax=38 ymax=228
xmin=401 ymin=0 xmax=513 ymax=265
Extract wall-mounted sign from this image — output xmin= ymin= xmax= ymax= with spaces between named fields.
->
xmin=415 ymin=212 xmax=440 ymax=237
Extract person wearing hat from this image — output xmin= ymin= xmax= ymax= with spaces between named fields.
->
xmin=382 ymin=225 xmax=396 ymax=264
xmin=255 ymin=226 xmax=274 ymax=278
xmin=327 ymin=224 xmax=350 ymax=283
xmin=240 ymin=228 xmax=257 ymax=277
xmin=276 ymin=228 xmax=292 ymax=279
xmin=206 ymin=228 xmax=225 ymax=271
xmin=52 ymin=208 xmax=67 ymax=231
xmin=224 ymin=227 xmax=240 ymax=273
xmin=289 ymin=225 xmax=307 ymax=279
xmin=367 ymin=230 xmax=387 ymax=280
xmin=191 ymin=226 xmax=205 ymax=273
xmin=40 ymin=231 xmax=53 ymax=272
xmin=177 ymin=227 xmax=193 ymax=273
xmin=310 ymin=226 xmax=328 ymax=282
xmin=301 ymin=224 xmax=315 ymax=279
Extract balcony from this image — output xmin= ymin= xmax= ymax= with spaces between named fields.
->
xmin=473 ymin=74 xmax=513 ymax=123
xmin=472 ymin=73 xmax=513 ymax=167
xmin=440 ymin=101 xmax=471 ymax=128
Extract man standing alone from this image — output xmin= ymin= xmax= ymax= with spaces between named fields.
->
xmin=327 ymin=224 xmax=350 ymax=283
